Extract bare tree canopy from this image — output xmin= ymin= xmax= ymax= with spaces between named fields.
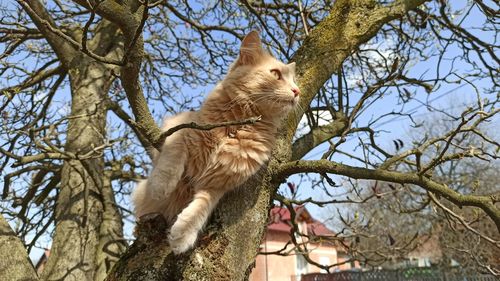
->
xmin=0 ymin=0 xmax=498 ymax=280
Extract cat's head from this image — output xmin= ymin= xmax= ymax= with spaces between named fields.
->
xmin=225 ymin=31 xmax=300 ymax=116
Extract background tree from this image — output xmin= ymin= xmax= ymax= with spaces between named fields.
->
xmin=0 ymin=0 xmax=498 ymax=280
xmin=333 ymin=112 xmax=499 ymax=274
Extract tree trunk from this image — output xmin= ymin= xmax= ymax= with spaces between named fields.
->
xmin=40 ymin=58 xmax=114 ymax=281
xmin=0 ymin=214 xmax=39 ymax=281
xmin=95 ymin=175 xmax=127 ymax=281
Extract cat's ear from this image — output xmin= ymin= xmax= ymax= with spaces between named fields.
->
xmin=238 ymin=31 xmax=264 ymax=65
xmin=287 ymin=62 xmax=296 ymax=75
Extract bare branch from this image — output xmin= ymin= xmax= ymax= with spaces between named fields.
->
xmin=16 ymin=0 xmax=75 ymax=65
xmin=275 ymin=159 xmax=500 ymax=231
xmin=156 ymin=116 xmax=262 ymax=148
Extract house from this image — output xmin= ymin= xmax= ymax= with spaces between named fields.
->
xmin=249 ymin=206 xmax=356 ymax=281
xmin=406 ymin=234 xmax=443 ymax=267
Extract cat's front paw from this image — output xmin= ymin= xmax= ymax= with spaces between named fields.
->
xmin=168 ymin=225 xmax=198 ymax=254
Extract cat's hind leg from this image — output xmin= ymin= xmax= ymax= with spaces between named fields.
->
xmin=147 ymin=140 xmax=187 ymax=200
xmin=132 ymin=179 xmax=169 ymax=218
xmin=147 ymin=111 xmax=195 ymax=200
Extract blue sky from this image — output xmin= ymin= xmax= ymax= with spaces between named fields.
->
xmin=1 ymin=0 xmax=498 ymax=263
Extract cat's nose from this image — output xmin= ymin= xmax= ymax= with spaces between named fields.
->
xmin=292 ymin=88 xmax=300 ymax=97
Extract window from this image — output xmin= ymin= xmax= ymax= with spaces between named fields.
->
xmin=420 ymin=257 xmax=431 ymax=267
xmin=319 ymin=257 xmax=330 ymax=273
xmin=295 ymin=251 xmax=308 ymax=277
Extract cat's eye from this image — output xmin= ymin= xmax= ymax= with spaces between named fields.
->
xmin=270 ymin=69 xmax=281 ymax=80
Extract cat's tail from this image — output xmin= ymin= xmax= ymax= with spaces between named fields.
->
xmin=131 ymin=179 xmax=149 ymax=218
xmin=148 ymin=148 xmax=161 ymax=166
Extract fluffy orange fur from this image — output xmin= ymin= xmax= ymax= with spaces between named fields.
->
xmin=132 ymin=31 xmax=300 ymax=254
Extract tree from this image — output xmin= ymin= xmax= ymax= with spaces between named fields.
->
xmin=1 ymin=0 xmax=498 ymax=280
xmin=338 ymin=113 xmax=499 ymax=274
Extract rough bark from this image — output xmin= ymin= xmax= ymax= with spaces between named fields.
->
xmin=106 ymin=1 xmax=429 ymax=280
xmin=39 ymin=59 xmax=111 ymax=281
xmin=0 ymin=214 xmax=39 ymax=281
xmin=95 ymin=175 xmax=127 ymax=281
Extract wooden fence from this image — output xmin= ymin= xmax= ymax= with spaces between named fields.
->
xmin=300 ymin=268 xmax=497 ymax=281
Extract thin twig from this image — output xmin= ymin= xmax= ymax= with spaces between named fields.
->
xmin=155 ymin=116 xmax=262 ymax=148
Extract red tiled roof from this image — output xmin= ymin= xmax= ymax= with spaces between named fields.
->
xmin=35 ymin=249 xmax=51 ymax=273
xmin=308 ymin=221 xmax=334 ymax=236
xmin=267 ymin=206 xmax=335 ymax=236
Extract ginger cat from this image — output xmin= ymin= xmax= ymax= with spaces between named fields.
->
xmin=132 ymin=31 xmax=300 ymax=254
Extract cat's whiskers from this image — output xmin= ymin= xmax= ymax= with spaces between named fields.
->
xmin=251 ymin=95 xmax=273 ymax=104
xmin=294 ymin=101 xmax=304 ymax=114
xmin=225 ymin=97 xmax=252 ymax=111
xmin=225 ymin=95 xmax=246 ymax=107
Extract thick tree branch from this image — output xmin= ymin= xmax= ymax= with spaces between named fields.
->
xmin=287 ymin=0 xmax=429 ymax=142
xmin=274 ymin=159 xmax=500 ymax=231
xmin=17 ymin=0 xmax=76 ymax=66
xmin=291 ymin=113 xmax=348 ymax=160
xmin=70 ymin=0 xmax=130 ymax=28
xmin=117 ymin=2 xmax=165 ymax=150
